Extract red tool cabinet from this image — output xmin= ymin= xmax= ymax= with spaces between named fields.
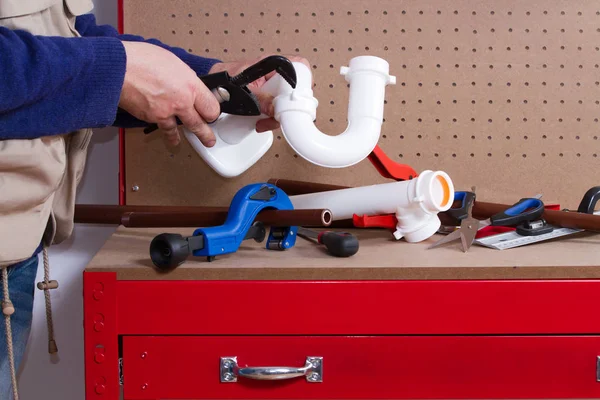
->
xmin=91 ymin=1 xmax=600 ymax=398
xmin=83 ymin=227 xmax=600 ymax=400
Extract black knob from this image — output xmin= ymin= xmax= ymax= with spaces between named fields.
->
xmin=150 ymin=233 xmax=190 ymax=270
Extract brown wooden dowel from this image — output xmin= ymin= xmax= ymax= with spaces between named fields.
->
xmin=120 ymin=208 xmax=332 ymax=228
xmin=267 ymin=178 xmax=349 ymax=195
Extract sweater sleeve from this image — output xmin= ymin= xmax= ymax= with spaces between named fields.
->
xmin=75 ymin=14 xmax=222 ymax=77
xmin=75 ymin=13 xmax=223 ymax=129
xmin=0 ymin=26 xmax=127 ymax=139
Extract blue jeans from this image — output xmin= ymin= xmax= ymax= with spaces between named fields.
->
xmin=0 ymin=255 xmax=39 ymax=399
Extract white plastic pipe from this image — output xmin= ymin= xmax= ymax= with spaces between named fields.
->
xmin=262 ymin=55 xmax=396 ymax=168
xmin=290 ymin=171 xmax=455 ymax=243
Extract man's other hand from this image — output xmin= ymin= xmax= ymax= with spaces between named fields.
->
xmin=208 ymin=55 xmax=311 ymax=133
xmin=119 ymin=41 xmax=220 ymax=147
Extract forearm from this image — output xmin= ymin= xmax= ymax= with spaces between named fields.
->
xmin=0 ymin=27 xmax=126 ymax=139
xmin=75 ymin=14 xmax=222 ymax=76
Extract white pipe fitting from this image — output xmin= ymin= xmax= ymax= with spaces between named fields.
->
xmin=183 ymin=113 xmax=272 ymax=178
xmin=264 ymin=56 xmax=396 ymax=168
xmin=290 ymin=171 xmax=455 ymax=243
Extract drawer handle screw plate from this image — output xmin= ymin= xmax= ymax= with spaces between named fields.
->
xmin=220 ymin=356 xmax=323 ymax=383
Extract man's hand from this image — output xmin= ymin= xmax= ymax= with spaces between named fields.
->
xmin=118 ymin=41 xmax=220 ymax=147
xmin=208 ymin=55 xmax=311 ymax=133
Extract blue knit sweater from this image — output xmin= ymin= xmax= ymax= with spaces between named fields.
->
xmin=0 ymin=13 xmax=222 ymax=139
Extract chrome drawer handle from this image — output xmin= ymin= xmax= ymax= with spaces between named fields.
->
xmin=220 ymin=356 xmax=323 ymax=383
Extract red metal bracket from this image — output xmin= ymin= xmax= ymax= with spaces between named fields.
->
xmin=84 ymin=272 xmax=119 ymax=400
xmin=368 ymin=145 xmax=418 ymax=181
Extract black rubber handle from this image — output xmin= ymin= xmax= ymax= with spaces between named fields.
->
xmin=445 ymin=191 xmax=476 ymax=225
xmin=149 ymin=233 xmax=204 ymax=270
xmin=490 ymin=198 xmax=545 ymax=226
xmin=318 ymin=231 xmax=359 ymax=257
xmin=577 ymin=186 xmax=600 ymax=214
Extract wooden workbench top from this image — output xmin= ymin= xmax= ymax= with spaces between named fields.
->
xmin=85 ymin=225 xmax=600 ymax=280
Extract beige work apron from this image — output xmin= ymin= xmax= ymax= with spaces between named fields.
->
xmin=0 ymin=0 xmax=95 ymax=267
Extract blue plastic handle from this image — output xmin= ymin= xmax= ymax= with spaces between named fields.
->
xmin=490 ymin=198 xmax=545 ymax=226
xmin=192 ymin=183 xmax=297 ymax=257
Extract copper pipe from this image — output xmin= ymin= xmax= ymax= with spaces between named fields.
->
xmin=120 ymin=208 xmax=332 ymax=228
xmin=74 ymin=204 xmax=223 ymax=224
xmin=471 ymin=201 xmax=600 ymax=231
xmin=267 ymin=178 xmax=349 ymax=195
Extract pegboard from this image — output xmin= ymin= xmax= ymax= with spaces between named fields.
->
xmin=121 ymin=0 xmax=600 ymax=209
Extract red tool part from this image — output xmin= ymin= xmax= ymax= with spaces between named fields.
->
xmin=367 ymin=145 xmax=418 ymax=181
xmin=352 ymin=214 xmax=397 ymax=230
xmin=353 ymin=205 xmax=562 ymax=237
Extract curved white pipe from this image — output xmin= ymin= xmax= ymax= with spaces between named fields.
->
xmin=262 ymin=55 xmax=396 ymax=168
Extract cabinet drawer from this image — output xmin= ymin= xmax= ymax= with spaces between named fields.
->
xmin=122 ymin=335 xmax=600 ymax=399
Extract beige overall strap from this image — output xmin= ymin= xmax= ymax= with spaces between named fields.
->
xmin=38 ymin=247 xmax=59 ymax=354
xmin=2 ymin=268 xmax=19 ymax=400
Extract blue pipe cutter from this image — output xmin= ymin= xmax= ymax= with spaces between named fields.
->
xmin=149 ymin=183 xmax=298 ymax=270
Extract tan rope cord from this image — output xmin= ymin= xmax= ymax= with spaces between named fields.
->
xmin=40 ymin=247 xmax=57 ymax=354
xmin=2 ymin=267 xmax=19 ymax=400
